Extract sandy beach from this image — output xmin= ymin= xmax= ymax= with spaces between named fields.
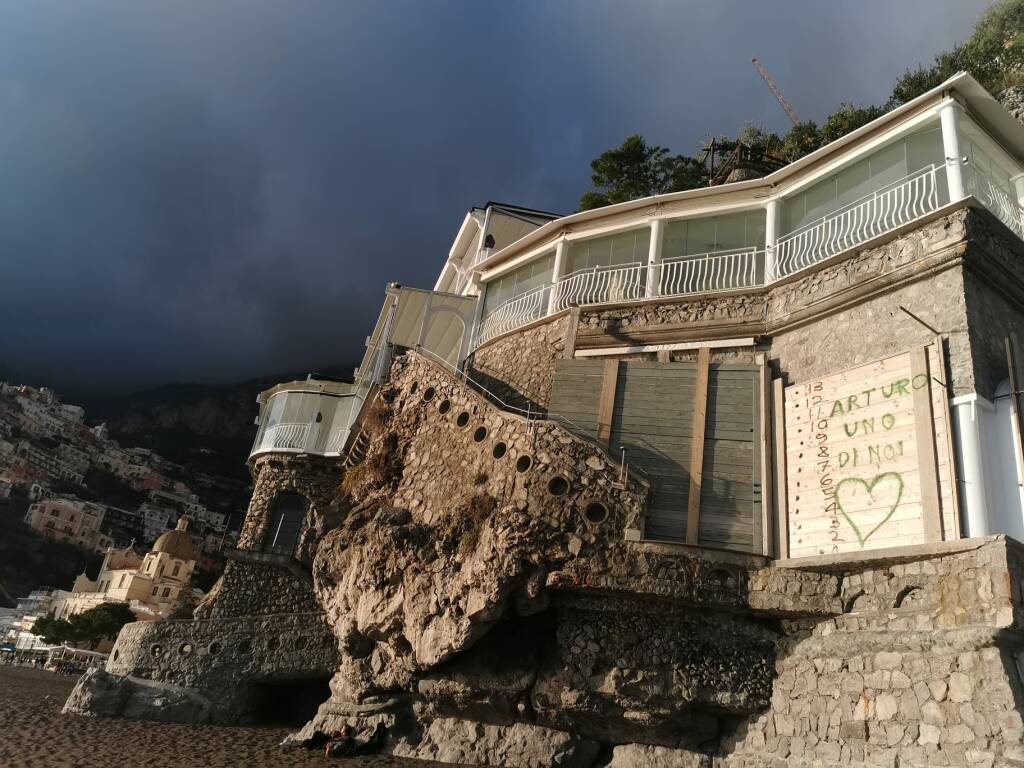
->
xmin=0 ymin=665 xmax=448 ymax=768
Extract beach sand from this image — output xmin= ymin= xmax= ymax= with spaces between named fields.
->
xmin=0 ymin=665 xmax=450 ymax=768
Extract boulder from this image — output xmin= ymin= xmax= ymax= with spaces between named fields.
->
xmin=62 ymin=668 xmax=213 ymax=724
xmin=607 ymin=743 xmax=710 ymax=768
xmin=389 ymin=717 xmax=600 ymax=768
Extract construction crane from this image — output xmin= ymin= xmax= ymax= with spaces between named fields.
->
xmin=752 ymin=57 xmax=801 ymax=126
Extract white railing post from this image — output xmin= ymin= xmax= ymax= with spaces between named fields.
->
xmin=940 ymin=100 xmax=966 ymax=203
xmin=547 ymin=238 xmax=569 ymax=315
xmin=764 ymin=199 xmax=781 ymax=282
xmin=645 ymin=219 xmax=663 ymax=298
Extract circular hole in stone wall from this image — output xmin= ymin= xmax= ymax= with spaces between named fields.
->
xmin=583 ymin=501 xmax=609 ymax=525
xmin=410 ymin=381 xmax=419 ymax=395
xmin=179 ymin=643 xmax=193 ymax=656
xmin=492 ymin=442 xmax=508 ymax=460
xmin=516 ymin=455 xmax=533 ymax=473
xmin=422 ymin=386 xmax=436 ymax=402
xmin=438 ymin=399 xmax=451 ymax=415
xmin=473 ymin=426 xmax=489 ymax=443
xmin=209 ymin=642 xmax=222 ymax=656
xmin=547 ymin=476 xmax=570 ymax=496
xmin=456 ymin=412 xmax=471 ymax=428
xmin=150 ymin=644 xmax=163 ymax=659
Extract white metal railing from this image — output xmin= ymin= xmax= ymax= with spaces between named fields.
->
xmin=255 ymin=422 xmax=310 ymax=453
xmin=773 ymin=164 xmax=942 ymax=281
xmin=551 ymin=262 xmax=648 ymax=312
xmin=476 ymin=283 xmax=553 ymax=347
xmin=470 ymin=162 xmax=1024 ymax=349
xmin=966 ymin=164 xmax=1024 ymax=240
xmin=658 ymin=248 xmax=761 ymax=296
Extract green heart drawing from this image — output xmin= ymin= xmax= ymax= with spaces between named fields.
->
xmin=834 ymin=472 xmax=905 ymax=548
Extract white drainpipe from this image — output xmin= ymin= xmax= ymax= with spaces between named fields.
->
xmin=951 ymin=393 xmax=993 ymax=537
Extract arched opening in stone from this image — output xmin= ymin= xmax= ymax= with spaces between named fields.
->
xmin=516 ymin=454 xmax=533 ymax=473
xmin=492 ymin=442 xmax=508 ymax=460
xmin=438 ymin=399 xmax=452 ymax=415
xmin=251 ymin=676 xmax=332 ymax=726
xmin=264 ymin=491 xmax=308 ymax=557
xmin=473 ymin=426 xmax=489 ymax=443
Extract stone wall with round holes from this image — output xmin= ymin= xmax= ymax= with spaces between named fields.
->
xmin=385 ymin=351 xmax=648 ymax=548
xmin=101 ymin=611 xmax=337 ymax=724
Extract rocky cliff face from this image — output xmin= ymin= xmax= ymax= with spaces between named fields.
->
xmin=294 ymin=352 xmax=836 ymax=766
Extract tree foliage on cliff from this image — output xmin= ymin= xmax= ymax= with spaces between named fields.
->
xmin=33 ymin=602 xmax=136 ymax=649
xmin=578 ymin=0 xmax=1024 ymax=211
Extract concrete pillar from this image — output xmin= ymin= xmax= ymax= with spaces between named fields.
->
xmin=940 ymin=100 xmax=967 ymax=203
xmin=547 ymin=238 xmax=570 ymax=315
xmin=764 ymin=200 xmax=781 ymax=283
xmin=645 ymin=219 xmax=664 ymax=298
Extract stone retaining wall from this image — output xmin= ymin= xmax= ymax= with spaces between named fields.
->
xmin=102 ymin=612 xmax=337 ymax=722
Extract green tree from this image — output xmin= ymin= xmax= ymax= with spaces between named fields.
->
xmin=782 ymin=121 xmax=821 ymax=161
xmin=818 ymin=103 xmax=887 ymax=145
xmin=33 ymin=602 xmax=136 ymax=649
xmin=168 ymin=586 xmax=198 ymax=620
xmin=579 ymin=135 xmax=703 ymax=211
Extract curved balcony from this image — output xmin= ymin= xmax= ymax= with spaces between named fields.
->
xmin=250 ymin=382 xmax=358 ymax=460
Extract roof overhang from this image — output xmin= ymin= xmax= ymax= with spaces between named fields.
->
xmin=475 ymin=72 xmax=1024 ymax=273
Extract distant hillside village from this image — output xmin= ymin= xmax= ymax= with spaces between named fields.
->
xmin=0 ymin=381 xmax=252 ymax=662
xmin=0 ymin=382 xmax=247 ymax=568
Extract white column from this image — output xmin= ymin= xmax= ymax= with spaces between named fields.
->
xmin=547 ymin=238 xmax=569 ymax=314
xmin=940 ymin=100 xmax=966 ymax=203
xmin=764 ymin=199 xmax=781 ymax=283
xmin=645 ymin=219 xmax=664 ymax=297
xmin=1013 ymin=174 xmax=1024 ymax=209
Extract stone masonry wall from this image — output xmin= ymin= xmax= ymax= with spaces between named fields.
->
xmin=103 ymin=612 xmax=337 ymax=723
xmin=961 ymin=210 xmax=1024 ymax=401
xmin=714 ymin=538 xmax=1024 ymax=768
xmin=236 ymin=453 xmax=342 ymax=563
xmin=469 ymin=313 xmax=570 ymax=410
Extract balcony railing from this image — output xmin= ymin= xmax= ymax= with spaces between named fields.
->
xmin=966 ymin=164 xmax=1024 ymax=240
xmin=773 ymin=164 xmax=942 ymax=281
xmin=252 ymin=422 xmax=310 ymax=454
xmin=659 ymin=247 xmax=762 ymax=295
xmin=552 ymin=262 xmax=648 ymax=311
xmin=474 ymin=164 xmax=960 ymax=348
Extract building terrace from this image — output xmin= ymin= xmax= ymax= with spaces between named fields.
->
xmin=468 ymin=73 xmax=1024 ymax=348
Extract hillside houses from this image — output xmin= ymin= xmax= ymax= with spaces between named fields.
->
xmin=0 ymin=382 xmax=241 ymax=560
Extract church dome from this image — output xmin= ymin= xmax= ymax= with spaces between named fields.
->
xmin=152 ymin=516 xmax=196 ymax=561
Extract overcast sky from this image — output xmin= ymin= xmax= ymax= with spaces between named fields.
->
xmin=0 ymin=0 xmax=992 ymax=394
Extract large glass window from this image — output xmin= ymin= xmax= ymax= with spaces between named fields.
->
xmin=962 ymin=119 xmax=1019 ymax=199
xmin=566 ymin=228 xmax=650 ymax=274
xmin=662 ymin=210 xmax=766 ymax=258
xmin=481 ymin=252 xmax=554 ymax=317
xmin=782 ymin=122 xmax=946 ymax=234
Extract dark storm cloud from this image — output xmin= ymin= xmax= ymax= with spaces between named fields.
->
xmin=0 ymin=0 xmax=991 ymax=393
